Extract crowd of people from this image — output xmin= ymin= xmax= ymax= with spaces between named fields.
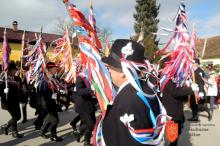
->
xmin=0 ymin=59 xmax=96 ymax=145
xmin=0 ymin=39 xmax=219 ymax=146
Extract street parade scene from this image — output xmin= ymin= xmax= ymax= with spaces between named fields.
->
xmin=0 ymin=0 xmax=220 ymax=146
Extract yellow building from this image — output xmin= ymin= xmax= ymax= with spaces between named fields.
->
xmin=0 ymin=21 xmax=61 ymax=62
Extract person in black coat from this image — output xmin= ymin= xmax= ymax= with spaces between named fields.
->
xmin=38 ymin=62 xmax=63 ymax=142
xmin=75 ymin=71 xmax=96 ymax=146
xmin=68 ymin=82 xmax=81 ymax=138
xmin=188 ymin=59 xmax=211 ymax=122
xmin=19 ymin=74 xmax=29 ymax=124
xmin=101 ymin=39 xmax=164 ymax=146
xmin=161 ymin=79 xmax=194 ymax=146
xmin=0 ymin=62 xmax=23 ymax=138
xmin=29 ymin=83 xmax=48 ymax=130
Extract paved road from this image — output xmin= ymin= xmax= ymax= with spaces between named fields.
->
xmin=0 ymin=104 xmax=220 ymax=146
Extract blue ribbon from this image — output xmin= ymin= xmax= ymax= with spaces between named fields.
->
xmin=136 ymin=92 xmax=157 ymax=128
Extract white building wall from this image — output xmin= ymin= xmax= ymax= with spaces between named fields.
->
xmin=201 ymin=58 xmax=220 ymax=65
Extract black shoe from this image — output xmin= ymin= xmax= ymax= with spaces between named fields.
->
xmin=39 ymin=132 xmax=49 ymax=139
xmin=3 ymin=125 xmax=9 ymax=135
xmin=35 ymin=125 xmax=41 ymax=130
xmin=70 ymin=122 xmax=76 ymax=130
xmin=34 ymin=123 xmax=41 ymax=130
xmin=57 ymin=105 xmax=63 ymax=112
xmin=65 ymin=104 xmax=69 ymax=111
xmin=188 ymin=117 xmax=199 ymax=122
xmin=4 ymin=128 xmax=8 ymax=135
xmin=35 ymin=111 xmax=38 ymax=116
xmin=72 ymin=130 xmax=81 ymax=142
xmin=12 ymin=131 xmax=23 ymax=138
xmin=50 ymin=136 xmax=63 ymax=142
xmin=22 ymin=119 xmax=28 ymax=124
xmin=84 ymin=142 xmax=92 ymax=146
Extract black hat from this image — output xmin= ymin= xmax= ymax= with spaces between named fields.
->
xmin=8 ymin=62 xmax=18 ymax=71
xmin=101 ymin=39 xmax=146 ymax=69
xmin=194 ymin=58 xmax=200 ymax=65
xmin=28 ymin=40 xmax=37 ymax=46
xmin=12 ymin=21 xmax=18 ymax=25
xmin=47 ymin=62 xmax=57 ymax=69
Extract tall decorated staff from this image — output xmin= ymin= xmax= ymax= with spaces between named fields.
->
xmin=19 ymin=30 xmax=26 ymax=78
xmin=135 ymin=22 xmax=160 ymax=83
xmin=63 ymin=0 xmax=115 ymax=112
xmin=103 ymin=39 xmax=111 ymax=57
xmin=88 ymin=0 xmax=102 ymax=49
xmin=137 ymin=22 xmax=144 ymax=46
xmin=62 ymin=3 xmax=118 ymax=144
xmin=88 ymin=0 xmax=96 ymax=31
xmin=189 ymin=24 xmax=197 ymax=60
xmin=50 ymin=28 xmax=76 ymax=83
xmin=23 ymin=32 xmax=58 ymax=91
xmin=158 ymin=0 xmax=196 ymax=91
xmin=65 ymin=0 xmax=102 ymax=49
xmin=62 ymin=1 xmax=117 ymax=144
xmin=1 ymin=28 xmax=11 ymax=100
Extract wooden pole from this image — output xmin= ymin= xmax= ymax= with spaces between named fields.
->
xmin=191 ymin=70 xmax=198 ymax=104
xmin=201 ymin=38 xmax=207 ymax=59
xmin=20 ymin=30 xmax=25 ymax=78
xmin=3 ymin=28 xmax=9 ymax=100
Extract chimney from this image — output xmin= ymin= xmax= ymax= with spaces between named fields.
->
xmin=12 ymin=21 xmax=18 ymax=31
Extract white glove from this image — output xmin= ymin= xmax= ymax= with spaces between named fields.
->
xmin=185 ymin=80 xmax=190 ymax=87
xmin=91 ymin=85 xmax=95 ymax=91
xmin=199 ymin=92 xmax=204 ymax=97
xmin=52 ymin=93 xmax=57 ymax=99
xmin=199 ymin=72 xmax=203 ymax=77
xmin=4 ymin=88 xmax=9 ymax=94
xmin=191 ymin=83 xmax=199 ymax=92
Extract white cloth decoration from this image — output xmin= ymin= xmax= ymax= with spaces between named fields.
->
xmin=4 ymin=88 xmax=9 ymax=94
xmin=191 ymin=83 xmax=199 ymax=92
xmin=121 ymin=42 xmax=134 ymax=58
xmin=52 ymin=93 xmax=57 ymax=99
xmin=199 ymin=92 xmax=204 ymax=97
xmin=120 ymin=113 xmax=134 ymax=127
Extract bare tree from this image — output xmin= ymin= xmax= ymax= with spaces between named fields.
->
xmin=54 ymin=17 xmax=75 ymax=36
xmin=54 ymin=17 xmax=113 ymax=52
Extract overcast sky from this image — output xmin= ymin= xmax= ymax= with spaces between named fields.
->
xmin=1 ymin=0 xmax=220 ymax=46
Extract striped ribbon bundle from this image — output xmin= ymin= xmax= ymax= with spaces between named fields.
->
xmin=88 ymin=0 xmax=96 ymax=32
xmin=1 ymin=29 xmax=11 ymax=72
xmin=159 ymin=0 xmax=196 ymax=91
xmin=23 ymin=35 xmax=58 ymax=91
xmin=67 ymin=1 xmax=102 ymax=49
xmin=50 ymin=30 xmax=76 ymax=83
xmin=78 ymin=35 xmax=115 ymax=112
xmin=63 ymin=0 xmax=115 ymax=112
xmin=1 ymin=29 xmax=11 ymax=99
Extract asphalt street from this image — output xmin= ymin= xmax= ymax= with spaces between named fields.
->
xmin=0 ymin=104 xmax=220 ymax=146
